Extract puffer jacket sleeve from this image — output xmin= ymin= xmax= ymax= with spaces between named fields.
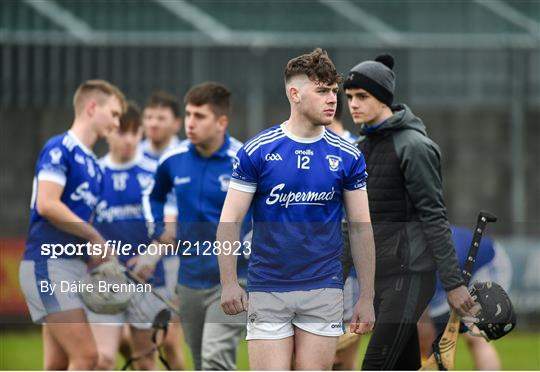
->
xmin=396 ymin=133 xmax=464 ymax=290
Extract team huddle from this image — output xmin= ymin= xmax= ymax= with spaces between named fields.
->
xmin=19 ymin=49 xmax=515 ymax=371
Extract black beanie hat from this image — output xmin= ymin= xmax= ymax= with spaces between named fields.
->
xmin=343 ymin=54 xmax=395 ymax=107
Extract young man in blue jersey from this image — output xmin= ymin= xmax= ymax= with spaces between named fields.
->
xmin=145 ymin=82 xmax=249 ymax=370
xmin=217 ymin=48 xmax=376 ymax=370
xmin=140 ymin=91 xmax=182 ymax=163
xmin=139 ymin=91 xmax=185 ymax=368
xmin=87 ymin=103 xmax=184 ymax=370
xmin=19 ymin=80 xmax=125 ymax=369
xmin=418 ymin=225 xmax=512 ymax=370
xmin=343 ymin=54 xmax=478 ymax=370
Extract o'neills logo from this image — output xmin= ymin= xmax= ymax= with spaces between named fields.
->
xmin=265 ymin=183 xmax=335 ymax=208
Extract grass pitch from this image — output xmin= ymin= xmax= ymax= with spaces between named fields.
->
xmin=0 ymin=328 xmax=538 ymax=370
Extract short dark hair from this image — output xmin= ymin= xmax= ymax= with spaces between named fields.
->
xmin=184 ymin=82 xmax=231 ymax=117
xmin=284 ymin=48 xmax=342 ymax=85
xmin=145 ymin=91 xmax=181 ymax=118
xmin=119 ymin=102 xmax=141 ymax=133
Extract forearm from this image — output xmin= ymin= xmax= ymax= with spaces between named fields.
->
xmin=349 ymin=222 xmax=375 ymax=299
xmin=39 ymin=199 xmax=102 ymax=242
xmin=425 ymin=219 xmax=463 ymax=290
xmin=217 ymin=221 xmax=241 ymax=285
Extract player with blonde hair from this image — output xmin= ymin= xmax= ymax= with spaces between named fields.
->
xmin=19 ymin=80 xmax=125 ymax=369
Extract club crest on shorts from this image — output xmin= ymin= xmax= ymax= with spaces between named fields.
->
xmin=325 ymin=155 xmax=342 ymax=172
xmin=248 ymin=312 xmax=257 ymax=323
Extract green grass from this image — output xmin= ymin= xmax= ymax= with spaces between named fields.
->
xmin=1 ymin=329 xmax=538 ymax=370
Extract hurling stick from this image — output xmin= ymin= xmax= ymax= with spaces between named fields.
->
xmin=420 ymin=211 xmax=497 ymax=371
xmin=125 ymin=268 xmax=181 ymax=316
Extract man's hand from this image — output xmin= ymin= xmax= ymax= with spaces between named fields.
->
xmin=447 ymin=285 xmax=477 ymax=317
xmin=221 ymin=282 xmax=248 ymax=315
xmin=159 ymin=230 xmax=175 ymax=245
xmin=87 ymin=234 xmax=110 ymax=269
xmin=126 ymin=255 xmax=157 ymax=282
xmin=350 ymin=296 xmax=375 ymax=335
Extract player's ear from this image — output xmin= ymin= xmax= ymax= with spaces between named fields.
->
xmin=217 ymin=114 xmax=229 ymax=131
xmin=173 ymin=117 xmax=182 ymax=133
xmin=289 ymin=85 xmax=301 ymax=104
xmin=86 ymin=99 xmax=97 ymax=117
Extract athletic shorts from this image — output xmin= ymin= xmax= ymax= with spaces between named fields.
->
xmin=162 ymin=255 xmax=180 ymax=300
xmin=19 ymin=259 xmax=87 ymax=324
xmin=85 ymin=286 xmax=169 ymax=330
xmin=86 ymin=255 xmax=178 ymax=328
xmin=246 ymin=288 xmax=344 ymax=340
xmin=343 ymin=276 xmax=360 ymax=322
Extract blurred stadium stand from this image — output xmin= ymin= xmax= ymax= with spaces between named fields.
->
xmin=0 ymin=0 xmax=538 ymax=319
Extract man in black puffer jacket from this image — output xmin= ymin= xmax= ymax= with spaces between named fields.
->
xmin=342 ymin=54 xmax=478 ymax=370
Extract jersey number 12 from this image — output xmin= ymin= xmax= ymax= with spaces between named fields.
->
xmin=297 ymin=155 xmax=310 ymax=169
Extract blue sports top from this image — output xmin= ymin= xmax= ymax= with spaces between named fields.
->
xmin=24 ymin=131 xmax=102 ymax=261
xmin=139 ymin=136 xmax=181 ymax=162
xmin=341 ymin=129 xmax=358 ymax=145
xmin=94 ymin=153 xmax=167 ymax=287
xmin=139 ymin=137 xmax=179 ymax=216
xmin=230 ymin=123 xmax=368 ymax=292
xmin=340 ymin=129 xmax=360 ymax=279
xmin=145 ymin=135 xmax=249 ymax=289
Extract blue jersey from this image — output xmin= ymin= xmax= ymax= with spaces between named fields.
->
xmin=145 ymin=134 xmax=249 ymax=289
xmin=341 ymin=130 xmax=358 ymax=144
xmin=139 ymin=137 xmax=179 ymax=216
xmin=340 ymin=129 xmax=359 ymax=278
xmin=430 ymin=225 xmax=496 ymax=310
xmin=139 ymin=136 xmax=181 ymax=162
xmin=24 ymin=131 xmax=102 ymax=261
xmin=230 ymin=124 xmax=368 ymax=292
xmin=94 ymin=154 xmax=167 ymax=287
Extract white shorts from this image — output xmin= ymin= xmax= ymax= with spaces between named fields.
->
xmin=343 ymin=276 xmax=360 ymax=322
xmin=19 ymin=259 xmax=87 ymax=324
xmin=85 ymin=286 xmax=169 ymax=330
xmin=246 ymin=288 xmax=344 ymax=340
xmin=162 ymin=255 xmax=180 ymax=300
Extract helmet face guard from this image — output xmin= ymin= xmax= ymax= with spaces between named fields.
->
xmin=80 ymin=268 xmax=134 ymax=315
xmin=468 ymin=281 xmax=516 ymax=341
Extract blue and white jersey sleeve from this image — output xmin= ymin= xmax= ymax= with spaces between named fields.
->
xmin=230 ymin=147 xmax=259 ymax=193
xmin=36 ymin=141 xmax=70 ymax=186
xmin=144 ymin=159 xmax=172 ymax=240
xmin=343 ymin=153 xmax=368 ymax=191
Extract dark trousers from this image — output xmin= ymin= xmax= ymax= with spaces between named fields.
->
xmin=362 ymin=271 xmax=436 ymax=370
